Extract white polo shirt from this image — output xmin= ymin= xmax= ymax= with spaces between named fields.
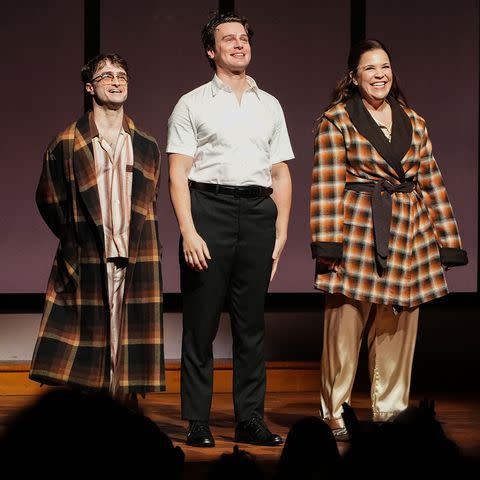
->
xmin=167 ymin=75 xmax=294 ymax=187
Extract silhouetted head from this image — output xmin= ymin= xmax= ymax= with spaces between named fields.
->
xmin=0 ymin=388 xmax=184 ymax=477
xmin=276 ymin=416 xmax=340 ymax=479
xmin=207 ymin=445 xmax=263 ymax=480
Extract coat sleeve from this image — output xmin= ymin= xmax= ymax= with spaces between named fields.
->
xmin=416 ymin=126 xmax=468 ymax=267
xmin=36 ymin=143 xmax=68 ymax=239
xmin=310 ymin=117 xmax=345 ymax=261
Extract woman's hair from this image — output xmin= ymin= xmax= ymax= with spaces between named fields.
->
xmin=325 ymin=38 xmax=408 ymax=112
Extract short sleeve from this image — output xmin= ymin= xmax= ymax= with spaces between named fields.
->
xmin=166 ymin=96 xmax=197 ymax=157
xmin=269 ymin=99 xmax=294 ymax=165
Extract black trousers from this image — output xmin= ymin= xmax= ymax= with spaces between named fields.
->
xmin=180 ymin=188 xmax=277 ymax=422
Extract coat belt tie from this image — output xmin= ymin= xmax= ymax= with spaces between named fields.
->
xmin=346 ymin=180 xmax=415 ymax=274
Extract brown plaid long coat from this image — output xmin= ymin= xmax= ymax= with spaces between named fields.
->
xmin=310 ymin=96 xmax=467 ymax=308
xmin=30 ymin=112 xmax=165 ymax=393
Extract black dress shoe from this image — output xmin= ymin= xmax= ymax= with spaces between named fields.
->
xmin=186 ymin=421 xmax=215 ymax=447
xmin=235 ymin=417 xmax=283 ymax=446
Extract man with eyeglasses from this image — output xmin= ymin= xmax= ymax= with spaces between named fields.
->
xmin=30 ymin=53 xmax=165 ymax=410
xmin=167 ymin=12 xmax=294 ymax=447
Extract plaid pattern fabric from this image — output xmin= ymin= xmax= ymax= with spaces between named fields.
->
xmin=30 ymin=113 xmax=165 ymax=393
xmin=310 ymin=103 xmax=464 ymax=307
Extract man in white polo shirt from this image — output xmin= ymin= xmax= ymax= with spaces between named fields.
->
xmin=167 ymin=12 xmax=294 ymax=447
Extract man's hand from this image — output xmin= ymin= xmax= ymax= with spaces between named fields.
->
xmin=169 ymin=153 xmax=211 ymax=271
xmin=270 ymin=235 xmax=287 ymax=281
xmin=182 ymin=231 xmax=211 ymax=271
xmin=270 ymin=161 xmax=292 ymax=282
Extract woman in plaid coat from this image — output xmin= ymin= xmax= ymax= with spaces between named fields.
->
xmin=30 ymin=54 xmax=165 ymax=403
xmin=310 ymin=39 xmax=467 ymax=440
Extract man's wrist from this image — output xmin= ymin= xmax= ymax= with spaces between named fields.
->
xmin=180 ymin=224 xmax=197 ymax=236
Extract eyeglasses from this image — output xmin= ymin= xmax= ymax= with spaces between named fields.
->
xmin=90 ymin=72 xmax=129 ymax=85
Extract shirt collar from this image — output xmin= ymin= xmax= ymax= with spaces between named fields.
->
xmin=211 ymin=74 xmax=260 ymax=98
xmin=88 ymin=110 xmax=131 ymax=139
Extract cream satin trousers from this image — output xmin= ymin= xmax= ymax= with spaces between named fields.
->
xmin=106 ymin=259 xmax=127 ymax=395
xmin=320 ymin=293 xmax=419 ymax=428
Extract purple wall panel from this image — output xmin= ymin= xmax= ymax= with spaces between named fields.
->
xmin=0 ymin=1 xmax=83 ymax=292
xmin=366 ymin=0 xmax=478 ymax=291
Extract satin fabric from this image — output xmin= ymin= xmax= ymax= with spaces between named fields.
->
xmin=320 ymin=293 xmax=419 ymax=428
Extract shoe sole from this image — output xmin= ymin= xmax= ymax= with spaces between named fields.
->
xmin=186 ymin=440 xmax=216 ymax=448
xmin=234 ymin=435 xmax=282 ymax=446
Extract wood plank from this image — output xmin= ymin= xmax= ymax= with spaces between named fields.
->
xmin=0 ymin=361 xmax=321 ymax=395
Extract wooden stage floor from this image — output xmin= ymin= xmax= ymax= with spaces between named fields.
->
xmin=1 ymin=391 xmax=479 ymax=476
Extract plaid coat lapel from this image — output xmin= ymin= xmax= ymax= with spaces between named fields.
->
xmin=73 ymin=113 xmax=104 ymax=236
xmin=123 ymin=116 xmax=158 ymax=295
xmin=345 ymin=92 xmax=412 ymax=181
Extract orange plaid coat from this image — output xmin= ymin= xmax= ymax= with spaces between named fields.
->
xmin=30 ymin=113 xmax=165 ymax=393
xmin=310 ymin=95 xmax=467 ymax=307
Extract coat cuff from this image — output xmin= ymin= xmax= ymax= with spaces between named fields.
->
xmin=311 ymin=241 xmax=343 ymax=260
xmin=440 ymin=247 xmax=468 ymax=267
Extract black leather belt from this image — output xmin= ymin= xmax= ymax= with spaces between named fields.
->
xmin=189 ymin=180 xmax=273 ymax=198
xmin=346 ymin=180 xmax=415 ymax=275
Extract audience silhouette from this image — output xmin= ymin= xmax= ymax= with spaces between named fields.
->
xmin=341 ymin=399 xmax=469 ymax=475
xmin=207 ymin=444 xmax=264 ymax=480
xmin=1 ymin=390 xmax=475 ymax=479
xmin=275 ymin=416 xmax=340 ymax=479
xmin=0 ymin=387 xmax=184 ymax=478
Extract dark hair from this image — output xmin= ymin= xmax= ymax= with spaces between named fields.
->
xmin=325 ymin=39 xmax=408 ymax=111
xmin=276 ymin=416 xmax=340 ymax=479
xmin=201 ymin=12 xmax=253 ymax=70
xmin=81 ymin=52 xmax=129 ymax=84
